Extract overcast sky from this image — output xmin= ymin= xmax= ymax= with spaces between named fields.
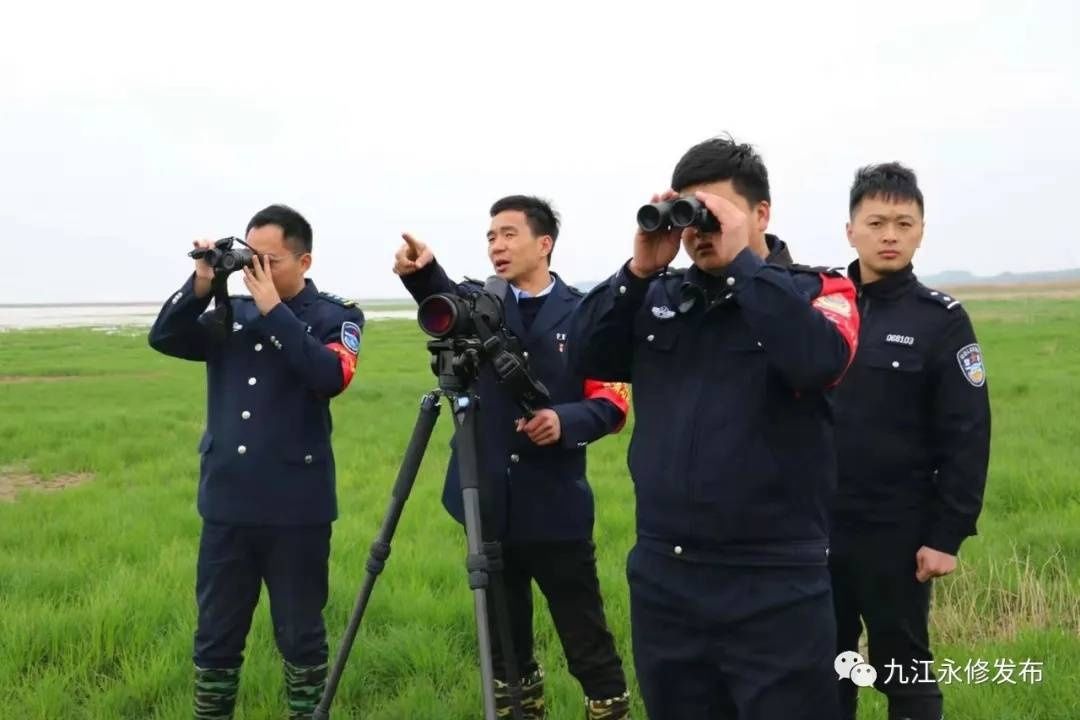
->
xmin=2 ymin=0 xmax=1077 ymax=304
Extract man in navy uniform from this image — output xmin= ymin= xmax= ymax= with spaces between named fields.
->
xmin=148 ymin=204 xmax=365 ymax=720
xmin=829 ymin=163 xmax=991 ymax=720
xmin=393 ymin=195 xmax=632 ymax=720
xmin=568 ymin=136 xmax=860 ymax=719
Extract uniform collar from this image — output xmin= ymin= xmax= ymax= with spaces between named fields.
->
xmin=511 ymin=274 xmax=555 ymax=301
xmin=285 ymin=278 xmax=318 ymax=310
xmin=683 ymin=234 xmax=792 ymax=301
xmin=847 ymin=260 xmax=916 ymax=299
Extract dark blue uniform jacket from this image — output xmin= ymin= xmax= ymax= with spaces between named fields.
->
xmin=148 ymin=274 xmax=365 ymax=526
xmin=568 ymin=238 xmax=860 ymax=564
xmin=830 ymin=262 xmax=991 ymax=555
xmin=401 ymin=262 xmax=629 ymax=542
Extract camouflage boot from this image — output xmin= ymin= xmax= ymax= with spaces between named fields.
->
xmin=193 ymin=665 xmax=240 ymax=720
xmin=585 ymin=690 xmax=631 ymax=720
xmin=494 ymin=664 xmax=546 ymax=719
xmin=284 ymin=660 xmax=328 ymax=720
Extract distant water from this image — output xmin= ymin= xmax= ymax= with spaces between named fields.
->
xmin=0 ymin=303 xmax=416 ymax=331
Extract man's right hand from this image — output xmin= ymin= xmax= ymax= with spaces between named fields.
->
xmin=629 ymin=190 xmax=683 ymax=278
xmin=393 ymin=232 xmax=435 ymax=276
xmin=192 ymin=239 xmax=215 ymax=298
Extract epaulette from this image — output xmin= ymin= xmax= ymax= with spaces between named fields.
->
xmin=567 ymin=284 xmax=585 ymax=298
xmin=462 ymin=276 xmax=486 ymax=289
xmin=319 ymin=291 xmax=357 ymax=308
xmin=916 ymin=284 xmax=962 ymax=310
xmin=789 ymin=264 xmax=846 ymax=277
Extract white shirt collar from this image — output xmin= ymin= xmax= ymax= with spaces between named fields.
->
xmin=511 ymin=276 xmax=556 ymax=301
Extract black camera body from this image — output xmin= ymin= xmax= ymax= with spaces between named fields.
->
xmin=637 ymin=197 xmax=721 ymax=233
xmin=188 ymin=236 xmax=256 ymax=275
xmin=418 ymin=286 xmax=550 ymax=415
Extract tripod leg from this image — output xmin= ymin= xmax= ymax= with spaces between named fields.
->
xmin=313 ymin=392 xmax=442 ymax=720
xmin=451 ymin=393 xmax=526 ymax=720
xmin=484 ymin=540 xmax=528 ymax=719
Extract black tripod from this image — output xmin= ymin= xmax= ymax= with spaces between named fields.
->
xmin=314 ymin=337 xmax=528 ymax=720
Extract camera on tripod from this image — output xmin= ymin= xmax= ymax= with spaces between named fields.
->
xmin=417 ymin=287 xmax=550 ymax=416
xmin=637 ymin=196 xmax=721 ymax=233
xmin=188 ymin=236 xmax=257 ymax=275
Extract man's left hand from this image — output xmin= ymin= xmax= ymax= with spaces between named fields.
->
xmin=243 ymin=255 xmax=282 ymax=316
xmin=516 ymin=409 xmax=561 ymax=446
xmin=915 ymin=546 xmax=957 ymax=583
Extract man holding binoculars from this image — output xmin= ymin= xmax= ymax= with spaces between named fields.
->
xmin=149 ymin=204 xmax=365 ymax=720
xmin=569 ymin=136 xmax=860 ymax=719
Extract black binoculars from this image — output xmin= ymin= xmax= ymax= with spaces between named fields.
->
xmin=637 ymin=197 xmax=721 ymax=233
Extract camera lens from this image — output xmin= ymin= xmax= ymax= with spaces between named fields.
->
xmin=418 ymin=295 xmax=462 ymax=338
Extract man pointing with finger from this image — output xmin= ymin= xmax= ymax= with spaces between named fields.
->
xmin=569 ymin=136 xmax=860 ymax=720
xmin=394 ymin=195 xmax=632 ymax=720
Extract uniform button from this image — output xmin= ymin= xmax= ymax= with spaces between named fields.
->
xmin=646 ymin=334 xmax=655 ymax=342
xmin=254 ymin=343 xmax=263 ymax=352
xmin=726 ymin=276 xmax=736 ymax=287
xmin=674 ymin=545 xmax=683 ymax=555
xmin=241 ymin=411 xmax=251 ymax=420
xmin=248 ymin=377 xmax=257 ymax=386
xmin=618 ymin=285 xmax=627 ymax=295
xmin=270 ymin=335 xmax=277 ymax=342
xmin=523 ymin=351 xmax=529 ymax=359
xmin=892 ymin=361 xmax=900 ymax=368
xmin=304 ymin=454 xmax=313 ymax=464
xmin=756 ymin=340 xmax=763 ymax=347
xmin=510 ymin=453 xmax=520 ymax=463
xmin=943 ymin=296 xmax=952 ymax=302
xmin=930 ymin=291 xmax=939 ymax=296
xmin=237 ymin=445 xmax=247 ymax=455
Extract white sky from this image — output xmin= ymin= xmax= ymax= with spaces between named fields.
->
xmin=1 ymin=0 xmax=1077 ymax=303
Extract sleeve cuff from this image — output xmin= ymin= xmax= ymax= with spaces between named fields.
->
xmin=925 ymin=526 xmax=967 ymax=556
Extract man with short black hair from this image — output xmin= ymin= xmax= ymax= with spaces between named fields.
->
xmin=149 ymin=204 xmax=365 ymax=720
xmin=394 ymin=195 xmax=632 ymax=720
xmin=570 ymin=136 xmax=860 ymax=719
xmin=829 ymin=163 xmax=992 ymax=720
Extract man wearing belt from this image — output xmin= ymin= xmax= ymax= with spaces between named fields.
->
xmin=393 ymin=195 xmax=631 ymax=719
xmin=829 ymin=162 xmax=992 ymax=720
xmin=149 ymin=204 xmax=365 ymax=720
xmin=568 ymin=136 xmax=860 ymax=719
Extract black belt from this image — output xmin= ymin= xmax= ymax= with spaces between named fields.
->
xmin=637 ymin=536 xmax=830 ymax=567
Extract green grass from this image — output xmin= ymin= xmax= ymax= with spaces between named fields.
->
xmin=1 ymin=297 xmax=1078 ymax=719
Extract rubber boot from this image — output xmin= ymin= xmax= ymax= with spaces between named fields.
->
xmin=585 ymin=690 xmax=631 ymax=719
xmin=284 ymin=660 xmax=328 ymax=720
xmin=193 ymin=665 xmax=240 ymax=720
xmin=495 ymin=664 xmax=546 ymax=719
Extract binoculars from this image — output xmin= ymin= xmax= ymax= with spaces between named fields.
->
xmin=637 ymin=197 xmax=721 ymax=233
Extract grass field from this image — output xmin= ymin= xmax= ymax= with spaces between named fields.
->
xmin=1 ymin=294 xmax=1079 ymax=719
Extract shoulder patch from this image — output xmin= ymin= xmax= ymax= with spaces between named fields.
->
xmin=956 ymin=342 xmax=986 ymax=387
xmin=917 ymin=285 xmax=962 ymax=310
xmin=319 ymin=291 xmax=357 ymax=308
xmin=340 ymin=321 xmax=362 ymax=354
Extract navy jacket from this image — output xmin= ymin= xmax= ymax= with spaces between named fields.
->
xmin=830 ymin=262 xmax=991 ymax=555
xmin=148 ymin=274 xmax=365 ymax=525
xmin=401 ymin=262 xmax=629 ymax=542
xmin=568 ymin=238 xmax=860 ymax=564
